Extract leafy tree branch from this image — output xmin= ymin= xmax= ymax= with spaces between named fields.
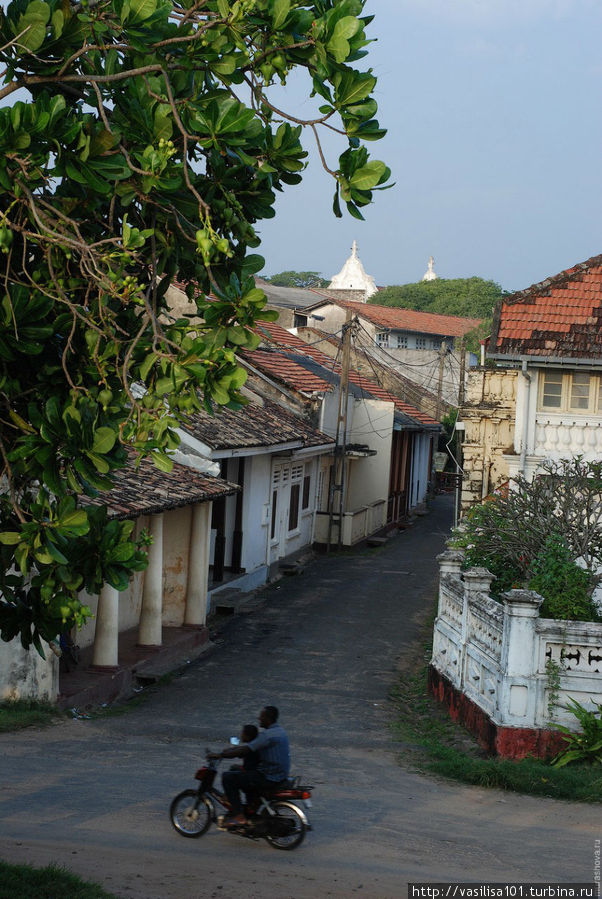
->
xmin=0 ymin=0 xmax=390 ymax=649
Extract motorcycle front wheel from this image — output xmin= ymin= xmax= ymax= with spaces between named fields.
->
xmin=170 ymin=790 xmax=213 ymax=837
xmin=264 ymin=801 xmax=306 ymax=850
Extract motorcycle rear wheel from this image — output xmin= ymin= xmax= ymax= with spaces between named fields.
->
xmin=170 ymin=790 xmax=212 ymax=837
xmin=264 ymin=801 xmax=306 ymax=850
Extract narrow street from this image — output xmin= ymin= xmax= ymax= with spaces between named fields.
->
xmin=1 ymin=495 xmax=599 ymax=899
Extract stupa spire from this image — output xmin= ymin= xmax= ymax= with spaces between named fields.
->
xmin=328 ymin=240 xmax=377 ymax=301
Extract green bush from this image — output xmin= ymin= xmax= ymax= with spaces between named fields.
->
xmin=453 ymin=502 xmax=524 ymax=598
xmin=552 ymin=699 xmax=602 ymax=768
xmin=529 ymin=535 xmax=599 ymax=621
xmin=451 ymin=459 xmax=602 ymax=621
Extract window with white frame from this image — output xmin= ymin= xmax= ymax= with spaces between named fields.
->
xmin=395 ymin=334 xmax=408 ymax=348
xmin=538 ymin=369 xmax=602 ymax=413
xmin=416 ymin=336 xmax=427 ymax=350
xmin=376 ymin=331 xmax=389 ymax=348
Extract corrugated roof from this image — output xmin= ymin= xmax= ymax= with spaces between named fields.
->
xmin=490 ymin=253 xmax=602 ymax=359
xmin=85 ymin=453 xmax=239 ymax=520
xmin=183 ymin=396 xmax=334 ymax=451
xmin=255 ymin=278 xmax=324 ymax=309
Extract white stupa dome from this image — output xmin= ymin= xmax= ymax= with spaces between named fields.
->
xmin=328 ymin=241 xmax=378 ymax=299
xmin=422 ymin=255 xmax=438 ymax=282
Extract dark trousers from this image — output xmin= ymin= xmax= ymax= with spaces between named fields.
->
xmin=222 ymin=769 xmax=272 ymax=815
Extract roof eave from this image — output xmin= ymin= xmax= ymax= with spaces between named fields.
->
xmin=487 ymin=351 xmax=602 ymax=369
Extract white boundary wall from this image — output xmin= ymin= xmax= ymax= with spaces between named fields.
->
xmin=432 ymin=550 xmax=602 ymax=730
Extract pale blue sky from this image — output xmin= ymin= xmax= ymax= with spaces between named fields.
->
xmin=3 ymin=1 xmax=600 ymax=292
xmin=258 ymin=0 xmax=602 ymax=292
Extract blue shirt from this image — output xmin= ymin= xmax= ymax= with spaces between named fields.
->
xmin=247 ymin=723 xmax=290 ymax=782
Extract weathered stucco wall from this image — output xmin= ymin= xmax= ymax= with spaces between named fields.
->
xmin=162 ymin=505 xmax=192 ymax=626
xmin=460 ymin=367 xmax=517 ymax=513
xmin=0 ymin=641 xmax=58 ymax=702
xmin=431 ymin=551 xmax=602 ymax=758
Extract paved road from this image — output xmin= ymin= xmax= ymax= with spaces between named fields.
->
xmin=1 ymin=495 xmax=600 ymax=899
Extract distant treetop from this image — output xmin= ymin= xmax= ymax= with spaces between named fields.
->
xmin=375 ymin=277 xmax=508 ymax=320
xmin=266 ymin=271 xmax=330 ymax=289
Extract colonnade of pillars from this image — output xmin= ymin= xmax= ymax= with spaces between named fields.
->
xmin=91 ymin=502 xmax=212 ymax=669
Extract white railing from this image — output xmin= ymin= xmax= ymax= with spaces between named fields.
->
xmin=534 ymin=415 xmax=602 ymax=460
xmin=314 ymin=500 xmax=387 ymax=546
xmin=431 ymin=550 xmax=602 ymax=731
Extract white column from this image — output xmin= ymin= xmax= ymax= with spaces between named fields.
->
xmin=437 ymin=548 xmax=464 ymax=577
xmin=499 ymin=588 xmax=544 ymax=726
xmin=461 ymin=567 xmax=496 ymax=691
xmin=138 ymin=512 xmax=164 ymax=647
xmin=92 ymin=583 xmax=120 ymax=668
xmin=184 ymin=502 xmax=212 ymax=627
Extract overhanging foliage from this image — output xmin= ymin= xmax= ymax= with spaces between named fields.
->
xmin=0 ymin=0 xmax=390 ymax=649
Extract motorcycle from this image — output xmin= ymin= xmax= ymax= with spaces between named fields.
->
xmin=169 ymin=747 xmax=313 ymax=851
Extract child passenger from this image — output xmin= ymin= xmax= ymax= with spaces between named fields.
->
xmin=240 ymin=724 xmax=260 ymax=772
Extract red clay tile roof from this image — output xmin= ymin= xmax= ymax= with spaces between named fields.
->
xmin=86 ymin=454 xmax=239 ymax=520
xmin=299 ymin=326 xmax=443 ymax=409
xmin=490 ymin=253 xmax=602 ymax=359
xmin=306 ymin=295 xmax=481 ymax=338
xmin=255 ymin=322 xmax=439 ymax=428
xmin=244 ymin=348 xmax=334 ymax=394
xmin=183 ymin=396 xmax=334 ymax=451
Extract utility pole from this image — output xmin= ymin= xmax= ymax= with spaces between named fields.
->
xmin=457 ymin=337 xmax=466 ymax=408
xmin=327 ymin=309 xmax=353 ymax=551
xmin=454 ymin=337 xmax=467 ymax=529
xmin=436 ymin=339 xmax=447 ymax=421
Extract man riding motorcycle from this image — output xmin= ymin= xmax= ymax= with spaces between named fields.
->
xmin=209 ymin=706 xmax=290 ymax=827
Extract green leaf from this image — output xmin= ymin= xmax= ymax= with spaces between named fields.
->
xmin=92 ymin=427 xmax=116 ymax=454
xmin=34 ymin=548 xmax=54 ymax=565
xmin=271 ymin=0 xmax=290 ymax=29
xmin=0 ymin=532 xmax=21 ymax=545
xmin=44 ymin=539 xmax=69 ymax=565
xmin=332 ymin=15 xmax=360 ymax=41
xmin=211 ymin=384 xmax=230 ymax=405
xmin=104 ymin=566 xmax=130 ymax=591
xmin=226 ymin=325 xmax=248 ymax=346
xmin=350 ymin=160 xmax=387 ymax=191
xmin=127 ymin=0 xmax=157 ymax=23
xmin=155 ymin=376 xmax=174 ymax=396
xmin=48 ymin=95 xmax=66 ymax=130
xmin=16 ymin=1 xmax=50 ymax=52
xmin=346 ymin=201 xmax=365 ymax=221
xmin=328 ymin=17 xmax=361 ymax=64
xmin=140 ymin=352 xmax=157 ymax=381
xmin=335 ymin=71 xmax=376 ymax=108
xmin=154 ymin=104 xmax=172 ymax=141
xmin=211 ymin=55 xmax=237 ymax=76
xmin=15 ymin=543 xmax=29 ymax=575
xmin=58 ymin=509 xmax=89 ymax=536
xmin=51 ymin=8 xmax=63 ymax=38
xmin=86 ymin=450 xmax=110 ymax=474
xmin=150 ymin=451 xmax=173 ymax=473
xmin=214 ymin=99 xmax=255 ymax=136
xmin=108 ymin=542 xmax=135 ymax=563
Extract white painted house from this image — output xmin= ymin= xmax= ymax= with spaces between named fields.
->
xmin=178 ymin=390 xmax=335 ymax=600
xmin=461 ymin=253 xmax=602 ymax=503
xmin=0 ymin=455 xmax=239 ymax=704
xmin=246 ymin=321 xmax=439 ymax=542
xmin=295 ymin=296 xmax=480 ymax=408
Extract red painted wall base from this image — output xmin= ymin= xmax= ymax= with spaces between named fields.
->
xmin=427 ymin=665 xmax=567 ymax=760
